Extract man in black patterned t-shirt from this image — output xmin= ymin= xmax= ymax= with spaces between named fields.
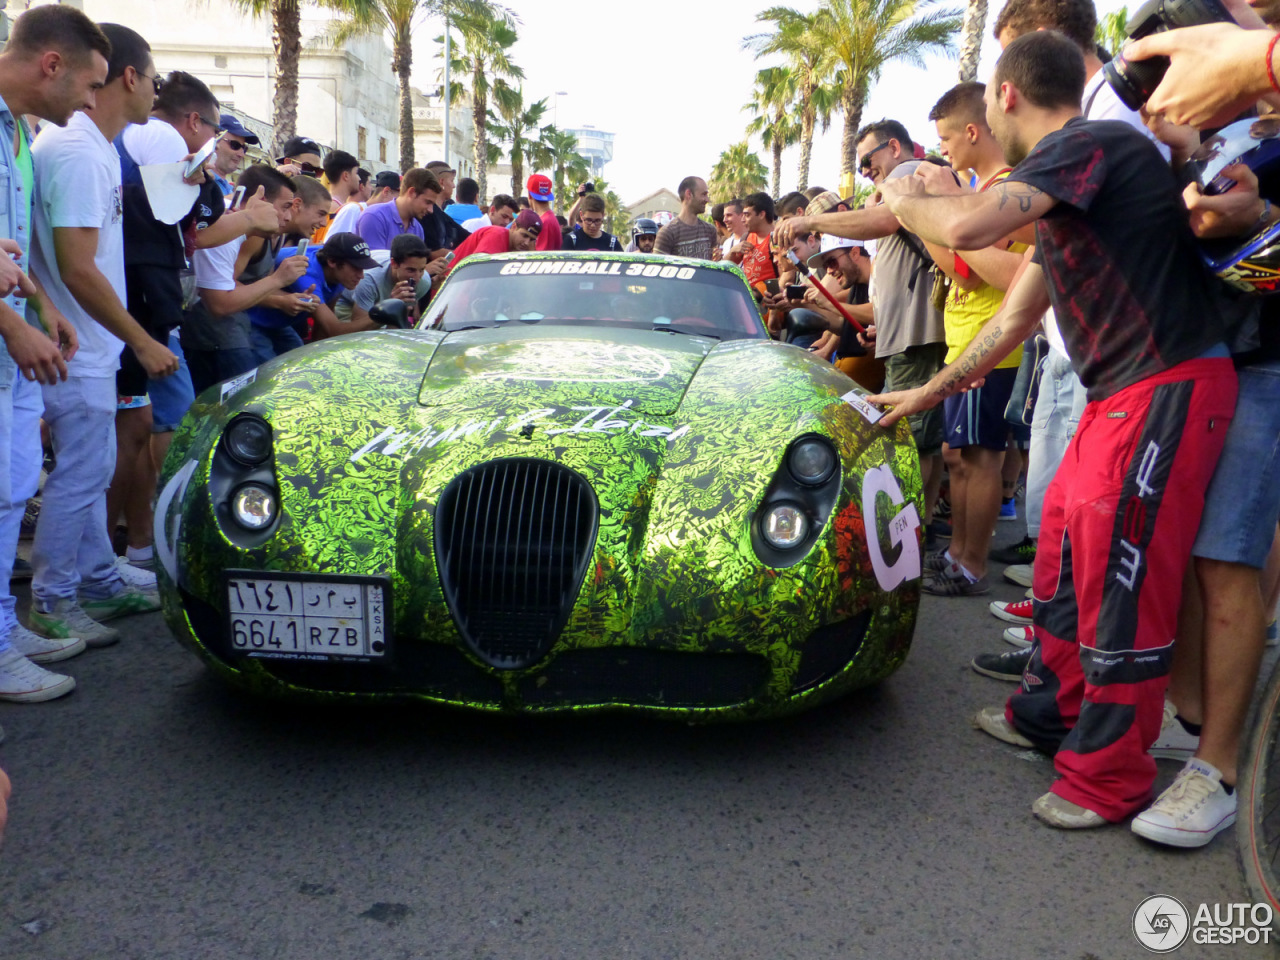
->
xmin=868 ymin=30 xmax=1238 ymax=833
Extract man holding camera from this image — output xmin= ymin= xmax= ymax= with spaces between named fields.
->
xmin=564 ymin=194 xmax=623 ymax=251
xmin=869 ymin=30 xmax=1237 ymax=831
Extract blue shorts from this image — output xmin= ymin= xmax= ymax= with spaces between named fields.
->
xmin=146 ymin=331 xmax=195 ymax=432
xmin=1192 ymin=359 xmax=1280 ymax=569
xmin=942 ymin=366 xmax=1017 ymax=451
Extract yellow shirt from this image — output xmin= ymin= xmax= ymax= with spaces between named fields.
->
xmin=943 ymin=169 xmax=1023 ymax=369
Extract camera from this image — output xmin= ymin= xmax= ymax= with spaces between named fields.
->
xmin=579 ymin=182 xmax=595 ymax=195
xmin=1102 ymin=0 xmax=1233 ymax=110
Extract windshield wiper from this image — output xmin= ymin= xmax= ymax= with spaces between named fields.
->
xmin=653 ymin=325 xmax=721 ymax=340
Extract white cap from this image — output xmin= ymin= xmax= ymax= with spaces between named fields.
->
xmin=807 ymin=233 xmax=863 ymax=267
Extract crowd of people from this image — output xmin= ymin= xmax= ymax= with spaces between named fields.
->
xmin=0 ymin=0 xmax=1277 ymax=855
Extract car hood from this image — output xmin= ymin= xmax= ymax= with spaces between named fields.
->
xmin=417 ymin=325 xmax=718 ymax=417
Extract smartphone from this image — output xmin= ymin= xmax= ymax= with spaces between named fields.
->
xmin=228 ymin=185 xmax=246 ymax=211
xmin=764 ymin=278 xmax=781 ymax=297
xmin=294 ymin=238 xmax=309 ymax=257
xmin=786 ymin=284 xmax=806 ymax=300
xmin=183 ymin=138 xmax=217 ymax=178
xmin=442 ymin=250 xmax=456 ymax=264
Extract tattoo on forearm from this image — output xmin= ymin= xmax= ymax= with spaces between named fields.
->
xmin=931 ymin=325 xmax=1004 ymax=400
xmin=994 ymin=182 xmax=1043 ymax=214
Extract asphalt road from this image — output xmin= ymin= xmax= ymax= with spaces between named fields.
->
xmin=0 ymin=520 xmax=1272 ymax=960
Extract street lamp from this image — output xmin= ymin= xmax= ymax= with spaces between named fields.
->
xmin=553 ymin=91 xmax=568 ymax=129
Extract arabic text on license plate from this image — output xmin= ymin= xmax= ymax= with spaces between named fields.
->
xmin=226 ymin=578 xmax=387 ymax=660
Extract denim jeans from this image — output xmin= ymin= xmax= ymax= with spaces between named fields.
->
xmin=1026 ymin=348 xmax=1086 ymax=539
xmin=32 ymin=375 xmax=124 ymax=606
xmin=249 ymin=324 xmax=303 ymax=365
xmin=147 ymin=331 xmax=196 ymax=431
xmin=0 ymin=368 xmax=43 ymax=651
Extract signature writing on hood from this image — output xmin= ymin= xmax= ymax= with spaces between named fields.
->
xmin=349 ymin=400 xmax=691 ymax=463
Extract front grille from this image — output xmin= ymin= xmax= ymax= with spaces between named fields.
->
xmin=435 ymin=458 xmax=598 ymax=669
xmin=519 ymin=648 xmax=771 ymax=708
xmin=792 ymin=611 xmax=873 ymax=691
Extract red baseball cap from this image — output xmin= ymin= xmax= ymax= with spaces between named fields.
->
xmin=526 ymin=174 xmax=554 ymax=202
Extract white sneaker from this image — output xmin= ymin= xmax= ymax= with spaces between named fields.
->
xmin=1150 ymin=699 xmax=1199 ymax=762
xmin=115 ymin=556 xmax=157 ymax=589
xmin=1003 ymin=625 xmax=1033 ymax=648
xmin=1131 ymin=758 xmax=1236 ymax=848
xmin=29 ymin=598 xmax=120 ymax=647
xmin=0 ymin=647 xmax=75 ymax=703
xmin=1003 ymin=564 xmax=1034 ymax=588
xmin=8 ymin=623 xmax=85 ymax=664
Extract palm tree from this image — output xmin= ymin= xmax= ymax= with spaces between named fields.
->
xmin=440 ymin=5 xmax=522 ymax=200
xmin=743 ymin=7 xmax=837 ymax=191
xmin=489 ymin=87 xmax=549 ymax=197
xmin=591 ymin=177 xmax=631 ymax=239
xmin=1096 ymin=7 xmax=1129 ymax=57
xmin=228 ymin=0 xmax=304 ymax=156
xmin=542 ymin=125 xmax=591 ymax=214
xmin=809 ymin=0 xmax=962 ymax=176
xmin=744 ymin=66 xmax=801 ymax=199
xmin=708 ymin=141 xmax=769 ymax=204
xmin=957 ymin=0 xmax=987 ymax=81
xmin=320 ymin=0 xmax=498 ymax=172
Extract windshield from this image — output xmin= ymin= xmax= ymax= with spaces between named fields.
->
xmin=423 ymin=257 xmax=766 ymax=341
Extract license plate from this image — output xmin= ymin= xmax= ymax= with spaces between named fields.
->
xmin=225 ymin=573 xmax=390 ymax=662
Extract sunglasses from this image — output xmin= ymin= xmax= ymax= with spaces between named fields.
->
xmin=138 ymin=71 xmax=163 ymax=96
xmin=222 ymin=138 xmax=248 ymax=152
xmin=193 ymin=112 xmax=222 ymax=133
xmin=859 ymin=140 xmax=895 ymax=174
xmin=279 ymin=159 xmax=323 ymax=177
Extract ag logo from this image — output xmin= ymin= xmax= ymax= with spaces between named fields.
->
xmin=1133 ymin=895 xmax=1190 ymax=953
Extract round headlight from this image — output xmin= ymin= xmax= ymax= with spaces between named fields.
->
xmin=231 ymin=484 xmax=277 ymax=530
xmin=762 ymin=504 xmax=809 ymax=550
xmin=224 ymin=416 xmax=273 ymax=466
xmin=787 ymin=437 xmax=836 ymax=486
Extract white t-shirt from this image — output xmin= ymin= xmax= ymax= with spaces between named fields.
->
xmin=194 ymin=235 xmax=246 ymax=294
xmin=329 ymin=201 xmax=367 ymax=238
xmin=462 ymin=214 xmax=500 ymax=232
xmin=29 ymin=111 xmax=127 ymax=377
xmin=120 ymin=117 xmax=189 ymax=165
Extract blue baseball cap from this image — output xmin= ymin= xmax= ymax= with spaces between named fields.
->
xmin=219 ymin=114 xmax=260 ymax=145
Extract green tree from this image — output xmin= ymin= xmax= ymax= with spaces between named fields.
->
xmin=320 ymin=0 xmax=498 ymax=172
xmin=590 ymin=177 xmax=632 ymax=239
xmin=708 ymin=141 xmax=769 ymax=204
xmin=489 ymin=87 xmax=550 ymax=198
xmin=1096 ymin=6 xmax=1129 ymax=57
xmin=227 ymin=0 xmax=305 ymax=156
xmin=542 ymin=125 xmax=591 ymax=214
xmin=438 ymin=5 xmax=522 ymax=201
xmin=743 ymin=7 xmax=838 ymax=191
xmin=956 ymin=0 xmax=987 ymax=81
xmin=744 ymin=66 xmax=801 ymax=199
xmin=809 ymin=0 xmax=961 ymax=176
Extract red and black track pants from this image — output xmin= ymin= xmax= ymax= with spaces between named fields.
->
xmin=1006 ymin=356 xmax=1238 ymax=821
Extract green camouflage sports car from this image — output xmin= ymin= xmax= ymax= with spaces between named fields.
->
xmin=155 ymin=252 xmax=922 ymax=719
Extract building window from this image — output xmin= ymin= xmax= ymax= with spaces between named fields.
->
xmin=379 ymin=137 xmax=387 ymax=163
xmin=357 ymin=126 xmax=367 ymax=160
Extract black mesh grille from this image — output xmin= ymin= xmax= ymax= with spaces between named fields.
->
xmin=792 ymin=611 xmax=873 ymax=691
xmin=435 ymin=458 xmax=598 ymax=669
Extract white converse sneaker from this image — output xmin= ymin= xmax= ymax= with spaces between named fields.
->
xmin=8 ymin=623 xmax=85 ymax=664
xmin=1131 ymin=758 xmax=1236 ymax=848
xmin=1149 ymin=699 xmax=1199 ymax=762
xmin=1003 ymin=563 xmax=1034 ymax=588
xmin=0 ymin=648 xmax=75 ymax=703
xmin=115 ymin=556 xmax=157 ymax=589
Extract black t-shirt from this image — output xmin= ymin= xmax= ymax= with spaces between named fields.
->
xmin=1011 ymin=118 xmax=1226 ymax=399
xmin=419 ymin=205 xmax=467 ymax=250
xmin=564 ymin=227 xmax=622 ymax=252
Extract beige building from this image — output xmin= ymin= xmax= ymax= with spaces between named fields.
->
xmin=411 ymin=89 xmax=476 ymax=180
xmin=18 ymin=0 xmax=402 ymax=172
xmin=627 ymin=188 xmax=681 ymax=226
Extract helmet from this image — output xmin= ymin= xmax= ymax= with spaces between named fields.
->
xmin=632 ymin=218 xmax=658 ymax=239
xmin=1186 ymin=117 xmax=1280 ymax=294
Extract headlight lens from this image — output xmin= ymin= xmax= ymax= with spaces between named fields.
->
xmin=224 ymin=415 xmax=273 ymax=466
xmin=762 ymin=504 xmax=809 ymax=549
xmin=787 ymin=437 xmax=836 ymax=486
xmin=230 ymin=483 xmax=277 ymax=530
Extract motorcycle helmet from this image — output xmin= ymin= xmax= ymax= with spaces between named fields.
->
xmin=1186 ymin=117 xmax=1280 ymax=294
xmin=632 ymin=218 xmax=658 ymax=240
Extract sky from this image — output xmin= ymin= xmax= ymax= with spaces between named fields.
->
xmin=411 ymin=0 xmax=1131 ymax=206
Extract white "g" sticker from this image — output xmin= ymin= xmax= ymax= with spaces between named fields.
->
xmin=154 ymin=460 xmax=199 ymax=584
xmin=861 ymin=464 xmax=922 ymax=592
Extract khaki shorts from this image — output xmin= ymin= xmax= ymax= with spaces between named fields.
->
xmin=884 ymin=342 xmax=946 ymax=455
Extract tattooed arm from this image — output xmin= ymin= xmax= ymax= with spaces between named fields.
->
xmin=879 ymin=174 xmax=1057 ymax=250
xmin=866 ymin=250 xmax=1049 ymax=428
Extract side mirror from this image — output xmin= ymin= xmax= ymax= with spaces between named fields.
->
xmin=370 ymin=298 xmax=410 ymax=329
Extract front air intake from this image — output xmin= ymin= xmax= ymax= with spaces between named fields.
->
xmin=434 ymin=458 xmax=598 ymax=669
